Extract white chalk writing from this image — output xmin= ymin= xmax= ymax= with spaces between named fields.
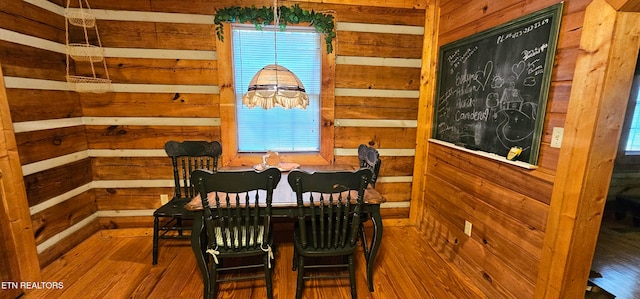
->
xmin=496 ymin=18 xmax=549 ymax=44
xmin=521 ymin=43 xmax=548 ymax=61
xmin=447 ymin=46 xmax=478 ymax=71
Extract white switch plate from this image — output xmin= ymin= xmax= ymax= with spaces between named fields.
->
xmin=551 ymin=127 xmax=564 ymax=148
xmin=464 ymin=220 xmax=472 ymax=237
xmin=160 ymin=194 xmax=169 ymax=205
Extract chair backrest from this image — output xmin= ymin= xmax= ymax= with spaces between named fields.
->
xmin=358 ymin=144 xmax=381 ymax=187
xmin=192 ymin=168 xmax=282 ymax=251
xmin=164 ymin=140 xmax=222 ymax=199
xmin=288 ymin=169 xmax=372 ymax=250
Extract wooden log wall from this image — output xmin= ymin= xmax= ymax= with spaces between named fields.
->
xmin=609 ymin=157 xmax=640 ymax=202
xmin=418 ymin=0 xmax=590 ymax=298
xmin=0 ymin=0 xmax=99 ymax=268
xmin=609 ymin=67 xmax=640 ymax=201
xmin=610 ymin=167 xmax=640 ymax=201
xmin=0 ymin=58 xmax=42 ymax=286
xmin=1 ymin=0 xmax=425 ymax=267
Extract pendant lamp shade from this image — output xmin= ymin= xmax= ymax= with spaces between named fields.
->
xmin=242 ymin=64 xmax=310 ymax=109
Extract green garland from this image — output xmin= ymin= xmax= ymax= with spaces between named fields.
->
xmin=214 ymin=5 xmax=336 ymax=53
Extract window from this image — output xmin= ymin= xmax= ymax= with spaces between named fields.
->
xmin=216 ymin=23 xmax=334 ymax=166
xmin=624 ymin=53 xmax=640 ymax=154
xmin=232 ymin=25 xmax=321 ymax=153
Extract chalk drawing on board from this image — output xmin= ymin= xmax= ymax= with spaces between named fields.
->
xmin=432 ymin=3 xmax=563 ymax=166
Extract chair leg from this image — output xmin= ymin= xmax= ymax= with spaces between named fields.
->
xmin=264 ymin=253 xmax=274 ymax=299
xmin=177 ymin=217 xmax=183 ymax=237
xmin=292 ymin=247 xmax=297 ymax=271
xmin=359 ymin=222 xmax=369 ymax=257
xmin=152 ymin=216 xmax=159 ymax=265
xmin=208 ymin=261 xmax=218 ymax=299
xmin=348 ymin=254 xmax=356 ymax=299
xmin=295 ymin=256 xmax=305 ymax=299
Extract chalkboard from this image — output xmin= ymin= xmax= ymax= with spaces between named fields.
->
xmin=432 ymin=3 xmax=563 ymax=166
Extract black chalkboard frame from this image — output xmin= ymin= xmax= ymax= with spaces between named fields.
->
xmin=432 ymin=3 xmax=564 ymax=167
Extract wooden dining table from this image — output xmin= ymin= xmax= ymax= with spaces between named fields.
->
xmin=185 ymin=164 xmax=385 ymax=292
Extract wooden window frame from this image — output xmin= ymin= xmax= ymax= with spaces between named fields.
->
xmin=216 ymin=24 xmax=335 ymax=167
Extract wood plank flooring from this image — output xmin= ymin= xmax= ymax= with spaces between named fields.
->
xmin=589 ymin=209 xmax=640 ymax=299
xmin=23 ymin=225 xmax=487 ymax=299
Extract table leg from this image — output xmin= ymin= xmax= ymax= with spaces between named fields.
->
xmin=366 ymin=205 xmax=383 ymax=292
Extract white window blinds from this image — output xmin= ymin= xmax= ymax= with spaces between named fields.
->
xmin=232 ymin=25 xmax=321 ymax=153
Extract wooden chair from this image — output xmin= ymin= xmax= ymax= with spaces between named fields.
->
xmin=357 ymin=144 xmax=381 ymax=257
xmin=191 ymin=168 xmax=282 ymax=299
xmin=288 ymin=169 xmax=372 ymax=299
xmin=152 ymin=140 xmax=222 ymax=265
xmin=358 ymin=144 xmax=381 ymax=187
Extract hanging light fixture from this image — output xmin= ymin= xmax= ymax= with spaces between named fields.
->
xmin=242 ymin=1 xmax=309 ymax=110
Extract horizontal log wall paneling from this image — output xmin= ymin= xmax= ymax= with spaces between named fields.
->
xmin=64 ymin=1 xmax=425 ymax=229
xmin=73 ymin=0 xmax=227 ymax=234
xmin=81 ymin=93 xmax=221 ymax=117
xmin=418 ymin=0 xmax=589 ymax=298
xmin=7 ymin=89 xmax=82 ymax=122
xmin=0 ymin=0 xmax=429 ymax=266
xmin=333 ymin=5 xmax=423 ymax=222
xmin=608 ymin=172 xmax=640 ymax=200
xmin=0 ymin=0 xmax=424 ymax=264
xmin=15 ymin=126 xmax=87 ymax=165
xmin=1 ymin=0 xmax=95 ymax=267
xmin=0 ymin=50 xmax=42 ymax=282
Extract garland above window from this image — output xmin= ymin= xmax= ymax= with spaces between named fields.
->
xmin=214 ymin=5 xmax=336 ymax=53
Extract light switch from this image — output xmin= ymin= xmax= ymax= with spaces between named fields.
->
xmin=464 ymin=220 xmax=472 ymax=237
xmin=551 ymin=127 xmax=564 ymax=148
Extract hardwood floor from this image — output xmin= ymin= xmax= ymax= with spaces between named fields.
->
xmin=20 ymin=214 xmax=640 ymax=299
xmin=590 ymin=207 xmax=640 ymax=299
xmin=23 ymin=225 xmax=486 ymax=299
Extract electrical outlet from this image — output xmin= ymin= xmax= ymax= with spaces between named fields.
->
xmin=160 ymin=194 xmax=169 ymax=205
xmin=551 ymin=127 xmax=564 ymax=148
xmin=464 ymin=220 xmax=472 ymax=237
